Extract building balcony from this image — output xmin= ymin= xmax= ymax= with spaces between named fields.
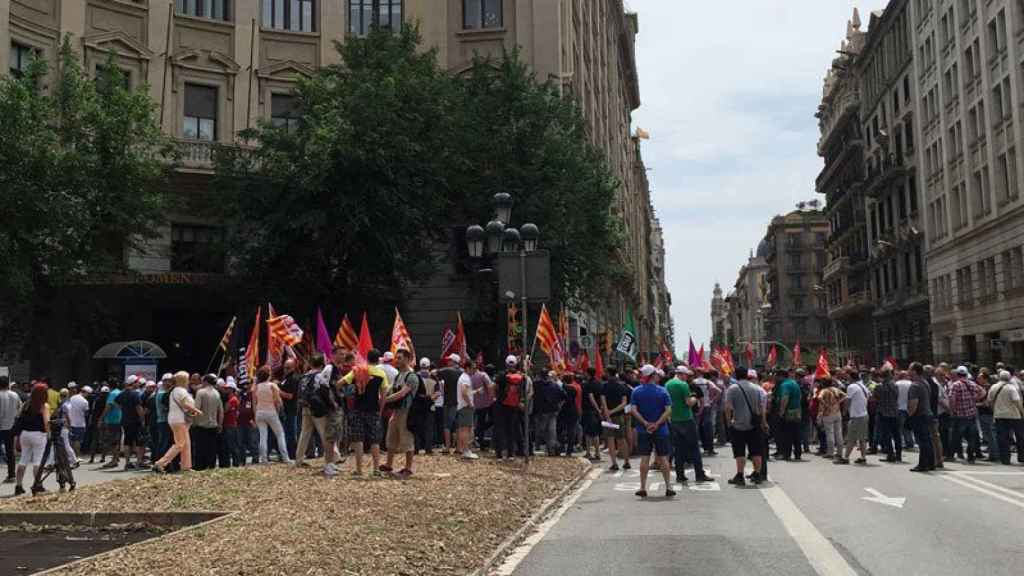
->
xmin=174 ymin=139 xmax=256 ymax=173
xmin=827 ymin=291 xmax=872 ymax=320
xmin=815 ymin=139 xmax=864 ymax=193
xmin=822 ymin=256 xmax=848 ymax=282
xmin=864 ymin=154 xmax=907 ymax=198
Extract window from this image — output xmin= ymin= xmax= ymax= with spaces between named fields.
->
xmin=264 ymin=0 xmax=315 ymax=32
xmin=171 ymin=225 xmax=225 ymax=273
xmin=792 ymin=297 xmax=805 ymax=312
xmin=176 ymin=0 xmax=229 ymax=20
xmin=1004 ymin=246 xmax=1024 ymax=291
xmin=349 ymin=0 xmax=402 ymax=36
xmin=905 ymin=117 xmax=914 ymax=151
xmin=270 ymin=93 xmax=301 ymax=132
xmin=9 ymin=43 xmax=35 ymax=78
xmin=904 ymin=75 xmax=911 ymax=104
xmin=957 ymin=265 xmax=974 ymax=305
xmin=790 ymin=274 xmax=804 ymax=290
xmin=996 ymin=149 xmax=1017 ymax=205
xmin=788 ymin=253 xmax=801 ymax=270
xmin=786 ymin=233 xmax=801 ymax=247
xmin=183 ymin=83 xmax=217 ymax=141
xmin=463 ymin=0 xmax=502 ymax=29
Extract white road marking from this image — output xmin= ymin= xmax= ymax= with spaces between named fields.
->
xmin=937 ymin=473 xmax=1024 ymax=511
xmin=492 ymin=467 xmax=602 ymax=576
xmin=761 ymin=485 xmax=858 ymax=576
xmin=861 ymin=487 xmax=906 ymax=509
xmin=951 ymin=470 xmax=1024 ymax=476
xmin=941 ymin=472 xmax=1024 ymax=501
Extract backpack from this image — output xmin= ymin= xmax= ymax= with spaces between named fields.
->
xmin=502 ymin=373 xmax=523 ymax=408
xmin=301 ymin=373 xmax=330 ymax=418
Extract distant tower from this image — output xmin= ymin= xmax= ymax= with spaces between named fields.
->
xmin=711 ymin=283 xmax=726 ymax=346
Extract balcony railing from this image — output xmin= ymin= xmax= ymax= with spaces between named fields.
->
xmin=864 ymin=153 xmax=907 ymax=198
xmin=827 ymin=290 xmax=871 ymax=320
xmin=176 ymin=139 xmax=218 ymax=171
xmin=823 ymin=256 xmax=848 ymax=281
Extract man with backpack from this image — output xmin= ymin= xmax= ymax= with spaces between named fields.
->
xmin=381 ymin=349 xmax=420 ymax=479
xmin=495 ymin=355 xmax=527 ymax=461
xmin=295 ymin=354 xmax=341 ymax=477
xmin=340 ymin=349 xmax=389 ymax=477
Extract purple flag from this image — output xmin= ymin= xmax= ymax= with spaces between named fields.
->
xmin=315 ymin=308 xmax=333 ymax=359
xmin=688 ymin=337 xmax=700 ymax=368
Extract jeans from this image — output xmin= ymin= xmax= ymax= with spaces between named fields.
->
xmin=978 ymin=413 xmax=997 ymax=458
xmin=777 ymin=418 xmax=803 ymax=459
xmin=912 ymin=417 xmax=935 ymax=469
xmin=697 ymin=408 xmax=715 ymax=452
xmin=241 ymin=426 xmax=258 ymax=464
xmin=821 ymin=414 xmax=843 ymax=458
xmin=899 ymin=411 xmax=915 ymax=448
xmin=256 ymin=410 xmax=292 ymax=464
xmin=670 ymin=420 xmax=704 ymax=480
xmin=222 ymin=427 xmax=244 ymax=467
xmin=534 ymin=412 xmax=559 ymax=455
xmin=282 ymin=408 xmax=298 ymax=459
xmin=994 ymin=418 xmax=1024 ymax=464
xmin=474 ymin=406 xmax=494 ymax=449
xmin=0 ymin=429 xmax=14 ymax=479
xmin=192 ymin=427 xmax=220 ymax=470
xmin=415 ymin=409 xmax=435 ymax=453
xmin=494 ymin=404 xmax=522 ymax=459
xmin=951 ymin=416 xmax=980 ymax=460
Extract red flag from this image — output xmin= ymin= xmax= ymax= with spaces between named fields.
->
xmin=744 ymin=342 xmax=754 ymax=366
xmin=593 ymin=339 xmax=605 ymax=380
xmin=334 ymin=314 xmax=359 ymax=352
xmin=883 ymin=356 xmax=900 ymax=372
xmin=357 ymin=312 xmax=373 ymax=361
xmin=698 ymin=344 xmax=710 ymax=371
xmin=390 ymin=308 xmax=416 ymax=359
xmin=455 ymin=312 xmax=468 ymax=361
xmin=575 ymin=350 xmax=591 ymax=372
xmin=792 ymin=341 xmax=802 ymax=369
xmin=660 ymin=341 xmax=675 ymax=368
xmin=535 ymin=304 xmax=565 ymax=370
xmin=766 ymin=344 xmax=778 ymax=368
xmin=440 ymin=328 xmax=457 ymax=360
xmin=815 ymin=349 xmax=831 ymax=380
xmin=723 ymin=348 xmax=736 ymax=375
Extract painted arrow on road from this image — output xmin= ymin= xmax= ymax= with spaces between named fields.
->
xmin=861 ymin=487 xmax=906 ymax=509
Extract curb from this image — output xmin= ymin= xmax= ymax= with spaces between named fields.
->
xmin=470 ymin=457 xmax=594 ymax=576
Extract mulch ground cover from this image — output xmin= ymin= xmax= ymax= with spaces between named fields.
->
xmin=0 ymin=455 xmax=587 ymax=575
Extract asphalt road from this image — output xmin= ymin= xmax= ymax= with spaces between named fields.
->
xmin=1 ymin=454 xmax=151 ymax=499
xmin=502 ymin=448 xmax=1024 ymax=576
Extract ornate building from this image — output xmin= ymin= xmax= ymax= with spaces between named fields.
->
xmin=710 ymin=282 xmax=730 ymax=349
xmin=727 ymin=244 xmax=771 ymax=361
xmin=816 ymin=10 xmax=874 ymax=365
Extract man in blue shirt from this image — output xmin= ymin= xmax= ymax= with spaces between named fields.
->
xmin=630 ymin=364 xmax=673 ymax=499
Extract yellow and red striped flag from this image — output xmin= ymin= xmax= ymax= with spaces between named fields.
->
xmin=536 ymin=304 xmax=565 ymax=371
xmin=390 ymin=308 xmax=415 ymax=359
xmin=334 ymin=314 xmax=359 ymax=351
xmin=218 ymin=316 xmax=237 ymax=353
xmin=267 ymin=305 xmax=303 ymax=347
xmin=242 ymin=307 xmax=261 ymax=383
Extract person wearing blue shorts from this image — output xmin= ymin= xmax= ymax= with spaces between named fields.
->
xmin=630 ymin=364 xmax=674 ymax=499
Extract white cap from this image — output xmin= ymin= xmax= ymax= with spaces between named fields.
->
xmin=161 ymin=373 xmax=174 ymax=382
xmin=639 ymin=364 xmax=656 ymax=377
xmin=747 ymin=369 xmax=758 ymax=380
xmin=82 ymin=386 xmax=94 ymax=394
xmin=383 ymin=351 xmax=395 ymax=362
xmin=226 ymin=380 xmax=238 ymax=390
xmin=126 ymin=375 xmax=139 ymax=385
xmin=419 ymin=357 xmax=432 ymax=369
xmin=67 ymin=381 xmax=78 ymax=388
xmin=100 ymin=386 xmax=110 ymax=393
xmin=674 ymin=365 xmax=687 ymax=374
xmin=448 ymin=353 xmax=462 ymax=365
xmin=216 ymin=378 xmax=226 ymax=387
xmin=655 ymin=368 xmax=665 ymax=378
xmin=505 ymin=355 xmax=518 ymax=367
xmin=956 ymin=365 xmax=970 ymax=376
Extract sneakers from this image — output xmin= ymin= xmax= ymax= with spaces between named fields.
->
xmin=694 ymin=475 xmax=713 ymax=483
xmin=324 ymin=463 xmax=338 ymax=477
xmin=461 ymin=451 xmax=480 ymax=460
xmin=665 ymin=488 xmax=677 ymax=497
xmin=13 ymin=485 xmax=25 ymax=496
xmin=2 ymin=476 xmax=14 ymax=484
xmin=622 ymin=461 xmax=632 ymax=470
xmin=634 ymin=489 xmax=648 ymax=498
xmin=100 ymin=461 xmax=118 ymax=469
xmin=608 ymin=464 xmax=620 ymax=472
xmin=728 ymin=474 xmax=746 ymax=486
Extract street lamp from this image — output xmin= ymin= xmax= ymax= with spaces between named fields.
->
xmin=466 ymin=193 xmax=543 ymax=467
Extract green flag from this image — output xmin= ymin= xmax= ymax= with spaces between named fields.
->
xmin=616 ymin=309 xmax=638 ymax=362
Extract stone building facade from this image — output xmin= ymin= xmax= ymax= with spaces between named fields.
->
xmin=726 ymin=245 xmax=771 ymax=362
xmin=2 ymin=0 xmax=666 ymax=378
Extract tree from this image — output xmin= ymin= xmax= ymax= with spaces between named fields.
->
xmin=0 ymin=37 xmax=171 ymax=326
xmin=214 ymin=26 xmax=458 ymax=306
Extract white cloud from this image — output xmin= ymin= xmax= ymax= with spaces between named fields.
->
xmin=632 ymin=0 xmax=891 ymax=349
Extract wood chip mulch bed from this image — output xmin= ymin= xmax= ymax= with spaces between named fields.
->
xmin=0 ymin=455 xmax=587 ymax=575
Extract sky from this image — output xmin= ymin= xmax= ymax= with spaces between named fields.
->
xmin=630 ymin=0 xmax=891 ymax=351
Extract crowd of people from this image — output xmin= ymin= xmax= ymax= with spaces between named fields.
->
xmin=1 ymin=349 xmax=1021 ymax=498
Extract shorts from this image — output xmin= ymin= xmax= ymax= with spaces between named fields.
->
xmin=582 ymin=412 xmax=602 ymax=437
xmin=636 ymin=432 xmax=671 ymax=457
xmin=444 ymin=405 xmax=458 ymax=431
xmin=456 ymin=407 xmax=475 ymax=428
xmin=19 ymin=431 xmax=48 ymax=466
xmin=325 ymin=411 xmax=345 ymax=445
xmin=123 ymin=423 xmax=141 ymax=447
xmin=347 ymin=411 xmax=381 ymax=445
xmin=729 ymin=427 xmax=764 ymax=458
xmin=846 ymin=416 xmax=868 ymax=443
xmin=102 ymin=424 xmax=123 ymax=449
xmin=387 ymin=410 xmax=415 ymax=453
xmin=603 ymin=414 xmax=626 ymax=439
xmin=69 ymin=427 xmax=86 ymax=444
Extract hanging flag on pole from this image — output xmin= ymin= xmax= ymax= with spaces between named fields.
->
xmin=334 ymin=314 xmax=359 ymax=352
xmin=593 ymin=337 xmax=605 ymax=380
xmin=455 ymin=312 xmax=468 ymax=362
xmin=266 ymin=304 xmax=302 ymax=370
xmin=688 ymin=338 xmax=700 ymax=368
xmin=240 ymin=306 xmax=261 ymax=386
xmin=440 ymin=328 xmax=457 ymax=360
xmin=616 ymin=310 xmax=638 ymax=362
xmin=815 ymin=348 xmax=831 ymax=380
xmin=218 ymin=316 xmax=237 ymax=353
xmin=315 ymin=308 xmax=333 ymax=359
xmin=792 ymin=341 xmax=802 ymax=369
xmin=745 ymin=342 xmax=755 ymax=366
xmin=357 ymin=312 xmax=373 ymax=361
xmin=390 ymin=308 xmax=415 ymax=358
xmin=535 ymin=304 xmax=565 ymax=370
xmin=766 ymin=344 xmax=778 ymax=368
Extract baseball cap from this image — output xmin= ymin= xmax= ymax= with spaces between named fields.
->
xmin=126 ymin=375 xmax=139 ymax=385
xmin=420 ymin=357 xmax=432 ymax=369
xmin=82 ymin=385 xmax=94 ymax=394
xmin=67 ymin=381 xmax=78 ymax=388
xmin=100 ymin=386 xmax=110 ymax=393
xmin=383 ymin=351 xmax=395 ymax=362
xmin=956 ymin=365 xmax=970 ymax=376
xmin=161 ymin=373 xmax=173 ymax=381
xmin=216 ymin=378 xmax=226 ymax=387
xmin=674 ymin=365 xmax=687 ymax=374
xmin=505 ymin=354 xmax=518 ymax=367
xmin=226 ymin=380 xmax=238 ymax=390
xmin=448 ymin=354 xmax=461 ymax=365
xmin=639 ymin=364 xmax=656 ymax=377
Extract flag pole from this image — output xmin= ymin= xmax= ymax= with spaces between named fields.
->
xmin=204 ymin=315 xmax=236 ymax=375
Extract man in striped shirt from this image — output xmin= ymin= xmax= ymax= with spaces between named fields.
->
xmin=947 ymin=366 xmax=984 ymax=464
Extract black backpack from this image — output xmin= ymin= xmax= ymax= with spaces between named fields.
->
xmin=300 ymin=373 xmax=330 ymax=417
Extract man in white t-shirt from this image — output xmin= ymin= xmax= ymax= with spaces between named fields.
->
xmin=841 ymin=372 xmax=870 ymax=464
xmin=894 ymin=372 xmax=916 ymax=449
xmin=66 ymin=385 xmax=91 ymax=454
xmin=456 ymin=362 xmax=479 ymax=460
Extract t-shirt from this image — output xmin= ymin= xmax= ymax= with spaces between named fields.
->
xmin=895 ymin=379 xmax=913 ymax=411
xmin=223 ymin=395 xmax=240 ymax=427
xmin=118 ymin=389 xmax=143 ymax=425
xmin=0 ymin=389 xmax=22 ymax=431
xmin=665 ymin=378 xmax=694 ymax=422
xmin=155 ymin=390 xmax=168 ymax=423
xmin=457 ymin=373 xmax=474 ymax=410
xmin=104 ymin=389 xmax=123 ymax=425
xmin=725 ymin=380 xmax=763 ymax=432
xmin=779 ymin=379 xmax=803 ymax=420
xmin=581 ymin=380 xmax=602 ymax=414
xmin=380 ymin=363 xmax=399 ymax=392
xmin=846 ymin=381 xmax=869 ymax=418
xmin=67 ymin=394 xmax=90 ymax=428
xmin=392 ymin=369 xmax=420 ymax=412
xmin=602 ymin=378 xmax=629 ymax=413
xmin=280 ymin=373 xmax=301 ymax=415
xmin=46 ymin=388 xmax=61 ymax=414
xmin=341 ymin=365 xmax=388 ymax=413
xmin=630 ymin=383 xmax=672 ymax=437
xmin=437 ymin=367 xmax=463 ymax=408
xmin=908 ymin=378 xmax=933 ymax=418
xmin=167 ymin=387 xmax=192 ymax=425
xmin=471 ymin=372 xmax=494 ymax=409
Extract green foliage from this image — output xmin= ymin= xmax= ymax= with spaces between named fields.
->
xmin=215 ymin=27 xmax=623 ymax=309
xmin=0 ymin=36 xmax=171 ymax=307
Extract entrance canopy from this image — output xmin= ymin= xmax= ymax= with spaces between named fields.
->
xmin=93 ymin=340 xmax=168 ymax=361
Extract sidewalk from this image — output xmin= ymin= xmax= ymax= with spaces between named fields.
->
xmin=1 ymin=456 xmax=150 ymax=499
